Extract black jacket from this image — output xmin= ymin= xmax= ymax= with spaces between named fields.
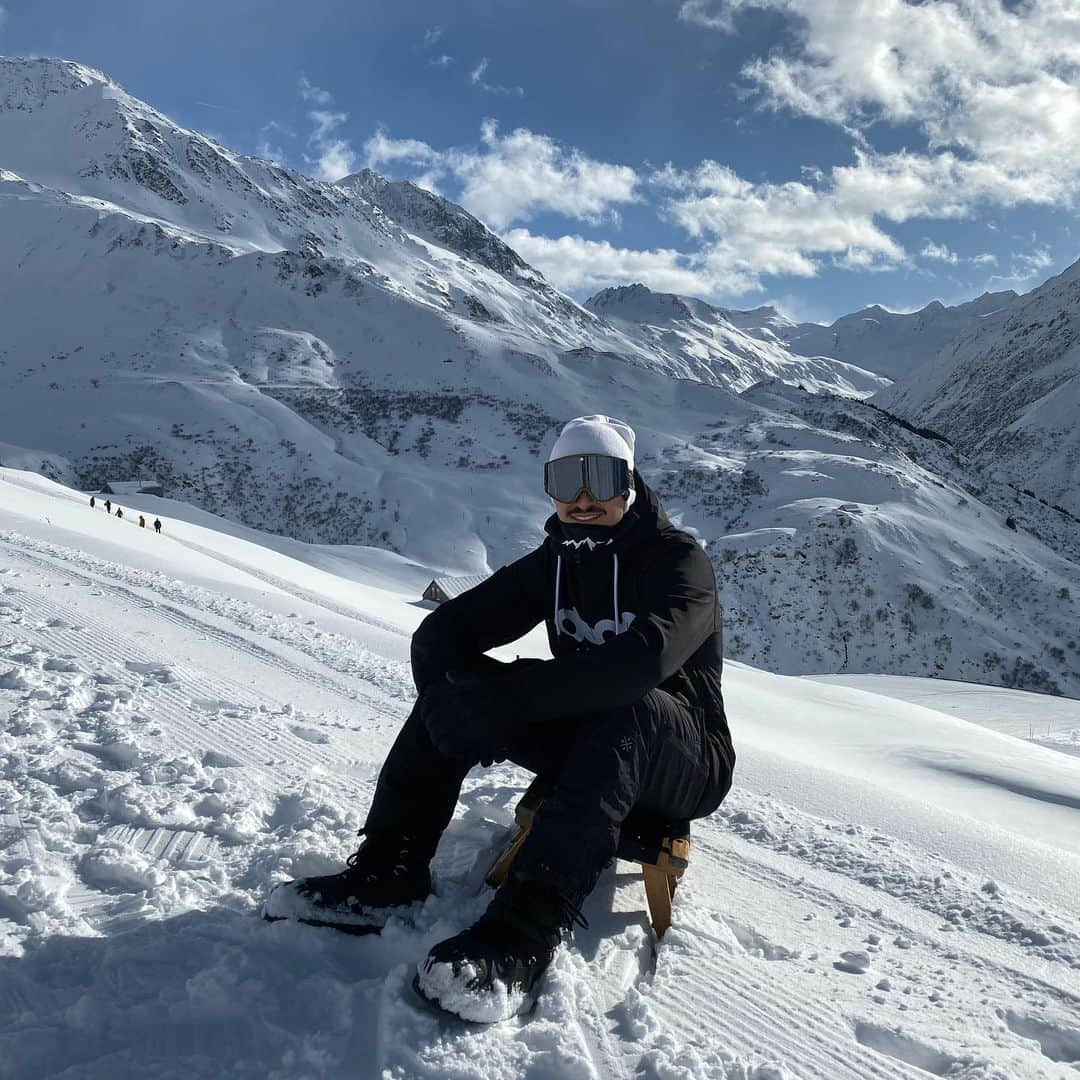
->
xmin=412 ymin=473 xmax=731 ymax=751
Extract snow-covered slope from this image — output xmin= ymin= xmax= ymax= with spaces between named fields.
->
xmin=653 ymin=379 xmax=1080 ymax=696
xmin=782 ymin=292 xmax=1019 ymax=382
xmin=878 ymin=258 xmax=1080 ymax=517
xmin=2 ymin=468 xmax=1078 ymax=1078
xmin=586 ymin=283 xmax=888 ymax=397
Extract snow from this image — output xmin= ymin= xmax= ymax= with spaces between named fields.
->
xmin=805 ymin=675 xmax=1080 ymax=741
xmin=415 ymin=958 xmax=532 ymax=1025
xmin=2 ymin=466 xmax=1079 ymax=1078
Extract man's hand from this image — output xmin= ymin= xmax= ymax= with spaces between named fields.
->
xmin=421 ymin=675 xmax=516 ymax=765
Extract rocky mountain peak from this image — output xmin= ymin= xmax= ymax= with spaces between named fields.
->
xmin=585 ymin=283 xmax=700 ymax=324
xmin=337 ymin=168 xmax=541 ymax=283
xmin=0 ymin=56 xmax=112 ymax=111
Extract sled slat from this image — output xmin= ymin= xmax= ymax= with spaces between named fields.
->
xmin=488 ymin=778 xmax=691 ymax=937
xmin=486 ymin=823 xmax=532 ymax=888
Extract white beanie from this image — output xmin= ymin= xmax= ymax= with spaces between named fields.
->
xmin=547 ymin=415 xmax=637 ymax=507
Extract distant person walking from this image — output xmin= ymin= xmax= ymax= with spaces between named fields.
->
xmin=154 ymin=518 xmax=162 ymax=534
xmin=115 ymin=507 xmax=123 ymax=520
xmin=139 ymin=515 xmax=146 ymax=528
xmin=90 ymin=495 xmax=96 ymax=509
xmin=105 ymin=499 xmax=112 ymax=514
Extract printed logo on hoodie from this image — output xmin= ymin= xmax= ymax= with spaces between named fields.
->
xmin=556 ymin=606 xmax=636 ymax=645
xmin=560 ymin=536 xmax=614 ymax=551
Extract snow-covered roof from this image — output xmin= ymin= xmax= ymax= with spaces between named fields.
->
xmin=426 ymin=573 xmax=489 ymax=599
xmin=102 ymin=479 xmax=161 ymax=495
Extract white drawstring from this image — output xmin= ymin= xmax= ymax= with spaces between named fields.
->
xmin=553 ymin=549 xmax=623 ymax=638
xmin=613 ymin=552 xmax=621 ymax=634
xmin=553 ymin=555 xmax=563 ymax=636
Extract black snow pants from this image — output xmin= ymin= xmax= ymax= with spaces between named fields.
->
xmin=364 ymin=685 xmax=733 ymax=904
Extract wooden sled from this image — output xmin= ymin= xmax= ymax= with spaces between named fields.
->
xmin=486 ymin=775 xmax=691 ymax=938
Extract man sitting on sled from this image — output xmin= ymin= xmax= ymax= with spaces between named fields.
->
xmin=265 ymin=414 xmax=735 ymax=1022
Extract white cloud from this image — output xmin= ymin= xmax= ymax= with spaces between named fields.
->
xmin=255 ymin=120 xmax=294 ymax=164
xmin=295 ymin=79 xmax=358 ymax=181
xmin=297 ymin=75 xmax=332 ymax=107
xmin=650 ymin=131 xmax=1063 ymax=292
xmin=920 ymin=241 xmax=959 ymax=264
xmin=768 ymin=292 xmax=841 ymax=325
xmin=430 ymin=54 xmax=454 ymax=68
xmin=363 ymin=120 xmax=639 ymax=229
xmin=501 ymin=229 xmax=728 ymax=297
xmin=1016 ymin=247 xmax=1054 ymax=275
xmin=310 ymin=110 xmax=347 ymax=144
xmin=363 ymin=119 xmax=991 ymax=293
xmin=470 ymin=57 xmax=524 ymax=97
xmin=678 ymin=0 xmax=737 ymax=31
xmin=423 ymin=27 xmax=443 ymax=47
xmin=363 ymin=129 xmax=441 ymax=167
xmin=682 ymin=0 xmax=1080 ymax=213
xmin=920 ymin=242 xmax=1003 ymax=268
xmin=984 ymin=246 xmax=1055 ymax=290
xmin=307 ymin=110 xmax=357 ymax=180
xmin=654 ymin=157 xmax=907 ymax=289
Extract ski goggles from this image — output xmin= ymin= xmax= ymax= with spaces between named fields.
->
xmin=544 ymin=454 xmax=632 ymax=503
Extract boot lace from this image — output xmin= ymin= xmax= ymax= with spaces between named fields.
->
xmin=345 ymin=828 xmax=368 ymax=869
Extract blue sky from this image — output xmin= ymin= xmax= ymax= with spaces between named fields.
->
xmin=2 ymin=0 xmax=1077 ymax=322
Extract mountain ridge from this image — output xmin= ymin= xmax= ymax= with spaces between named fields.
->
xmin=586 ymin=279 xmax=1022 ymax=384
xmin=879 ymin=255 xmax=1080 ymax=516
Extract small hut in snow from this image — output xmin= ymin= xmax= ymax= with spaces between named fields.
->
xmin=422 ymin=574 xmax=489 ymax=604
xmin=100 ymin=478 xmax=164 ymax=498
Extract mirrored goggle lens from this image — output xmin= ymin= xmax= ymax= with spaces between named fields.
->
xmin=544 ymin=455 xmax=629 ymax=502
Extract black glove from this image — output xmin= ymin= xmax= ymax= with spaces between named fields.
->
xmin=422 ymin=673 xmax=532 ymax=765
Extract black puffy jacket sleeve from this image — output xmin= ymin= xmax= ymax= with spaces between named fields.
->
xmin=505 ymin=539 xmax=716 ymax=720
xmin=411 ymin=547 xmax=549 ymax=693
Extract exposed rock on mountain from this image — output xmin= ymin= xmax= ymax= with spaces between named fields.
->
xmin=338 ymin=169 xmax=539 ymax=283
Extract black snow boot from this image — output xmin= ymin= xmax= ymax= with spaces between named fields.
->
xmin=413 ymin=873 xmax=586 ymax=1022
xmin=262 ymin=829 xmax=434 ymax=934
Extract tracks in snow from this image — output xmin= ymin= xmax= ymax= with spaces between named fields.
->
xmin=0 ymin=530 xmax=413 ymax=711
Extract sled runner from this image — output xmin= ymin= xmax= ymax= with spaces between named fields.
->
xmin=486 ymin=775 xmax=691 ymax=937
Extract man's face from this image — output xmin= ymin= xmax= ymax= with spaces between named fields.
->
xmin=554 ymin=489 xmax=627 ymax=527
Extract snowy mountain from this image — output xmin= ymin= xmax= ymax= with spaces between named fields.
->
xmin=782 ymin=292 xmax=1019 ymax=382
xmin=337 ymin=169 xmax=543 ymax=284
xmin=1 ymin=56 xmax=1079 ymax=696
xmin=655 ymin=380 xmax=1080 ymax=696
xmin=2 ymin=468 xmax=1079 ymax=1077
xmin=878 ymin=258 xmax=1080 ymax=518
xmin=586 ymin=283 xmax=887 ymax=396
